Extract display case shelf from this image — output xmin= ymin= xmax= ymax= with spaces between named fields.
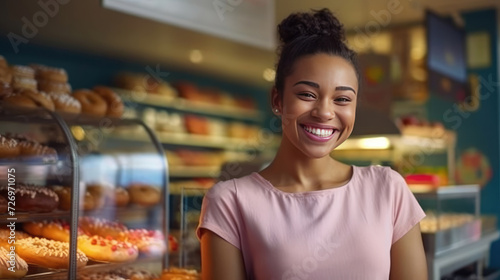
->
xmin=113 ymin=88 xmax=263 ymax=121
xmin=0 ymin=211 xmax=71 ymax=223
xmin=111 ymin=132 xmax=263 ymax=151
xmin=170 ymin=166 xmax=220 ymax=178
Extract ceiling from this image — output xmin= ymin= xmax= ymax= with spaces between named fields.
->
xmin=0 ymin=0 xmax=498 ymax=88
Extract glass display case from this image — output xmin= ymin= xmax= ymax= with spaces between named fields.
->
xmin=0 ymin=106 xmax=171 ymax=279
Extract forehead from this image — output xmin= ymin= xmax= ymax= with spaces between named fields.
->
xmin=286 ymin=53 xmax=358 ymax=88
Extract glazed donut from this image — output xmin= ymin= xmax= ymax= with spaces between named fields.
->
xmin=51 ymin=185 xmax=72 ymax=211
xmin=0 ymin=247 xmax=28 ymax=279
xmin=1 ymin=93 xmax=39 ymax=110
xmin=73 ymin=89 xmax=107 ymax=117
xmin=121 ymin=229 xmax=166 ymax=256
xmin=79 ymin=217 xmax=128 ymax=239
xmin=18 ymin=89 xmax=55 ymax=111
xmin=16 ymin=237 xmax=87 ymax=269
xmin=92 ymin=86 xmax=124 ymax=118
xmin=77 ymin=235 xmax=138 ymax=263
xmin=0 ymin=196 xmax=6 ymax=213
xmin=10 ymin=65 xmax=35 ymax=79
xmin=161 ymin=268 xmax=200 ymax=280
xmin=0 ymin=135 xmax=20 ymax=159
xmin=38 ymin=80 xmax=72 ymax=94
xmin=18 ymin=140 xmax=58 ymax=163
xmin=11 ymin=77 xmax=37 ymax=91
xmin=0 ymin=184 xmax=59 ymax=213
xmin=31 ymin=64 xmax=68 ymax=83
xmin=23 ymin=220 xmax=83 ymax=243
xmin=47 ymin=91 xmax=81 ymax=114
xmin=128 ymin=183 xmax=161 ymax=207
xmin=86 ymin=183 xmax=112 ymax=209
xmin=110 ymin=187 xmax=129 ymax=207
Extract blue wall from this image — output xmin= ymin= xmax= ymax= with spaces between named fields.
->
xmin=426 ymin=9 xmax=500 ymax=267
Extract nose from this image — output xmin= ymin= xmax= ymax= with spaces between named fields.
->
xmin=311 ymin=100 xmax=335 ymax=120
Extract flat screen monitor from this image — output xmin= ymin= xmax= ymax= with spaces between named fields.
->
xmin=426 ymin=10 xmax=468 ymax=103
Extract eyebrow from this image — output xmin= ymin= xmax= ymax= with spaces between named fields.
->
xmin=293 ymin=81 xmax=356 ymax=94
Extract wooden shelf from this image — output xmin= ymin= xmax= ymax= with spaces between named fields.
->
xmin=114 ymin=88 xmax=263 ymax=122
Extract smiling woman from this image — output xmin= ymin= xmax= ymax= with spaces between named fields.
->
xmin=197 ymin=8 xmax=428 ymax=280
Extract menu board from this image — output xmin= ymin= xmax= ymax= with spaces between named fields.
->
xmin=102 ymin=0 xmax=276 ymax=50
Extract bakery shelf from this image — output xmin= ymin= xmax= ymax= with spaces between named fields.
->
xmin=111 ymin=131 xmax=264 ymax=151
xmin=0 ymin=210 xmax=70 ymax=223
xmin=113 ymin=88 xmax=263 ymax=122
xmin=169 ymin=166 xmax=220 ymax=178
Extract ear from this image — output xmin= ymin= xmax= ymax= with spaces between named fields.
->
xmin=271 ymin=87 xmax=282 ymax=114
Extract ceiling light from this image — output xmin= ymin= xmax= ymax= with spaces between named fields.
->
xmin=263 ymin=68 xmax=275 ymax=82
xmin=189 ymin=50 xmax=203 ymax=64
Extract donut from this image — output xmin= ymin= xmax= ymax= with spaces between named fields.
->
xmin=0 ymin=247 xmax=28 ymax=279
xmin=52 ymin=185 xmax=95 ymax=211
xmin=23 ymin=220 xmax=84 ymax=243
xmin=18 ymin=140 xmax=58 ymax=162
xmin=0 ymin=196 xmax=6 ymax=213
xmin=47 ymin=91 xmax=81 ymax=114
xmin=0 ymin=56 xmax=7 ymax=69
xmin=78 ymin=272 xmax=127 ymax=280
xmin=114 ymin=267 xmax=159 ymax=280
xmin=0 ymin=135 xmax=19 ymax=159
xmin=16 ymin=237 xmax=87 ymax=269
xmin=86 ymin=183 xmax=112 ymax=209
xmin=0 ymin=184 xmax=59 ymax=213
xmin=79 ymin=217 xmax=128 ymax=239
xmin=77 ymin=235 xmax=138 ymax=263
xmin=161 ymin=268 xmax=200 ymax=280
xmin=128 ymin=183 xmax=161 ymax=207
xmin=73 ymin=89 xmax=107 ymax=117
xmin=38 ymin=80 xmax=72 ymax=94
xmin=31 ymin=64 xmax=68 ymax=83
xmin=110 ymin=187 xmax=129 ymax=207
xmin=0 ymin=81 xmax=12 ymax=98
xmin=0 ymin=229 xmax=31 ymax=246
xmin=3 ymin=89 xmax=55 ymax=111
xmin=93 ymin=86 xmax=124 ymax=118
xmin=11 ymin=77 xmax=37 ymax=91
xmin=0 ymin=67 xmax=12 ymax=84
xmin=18 ymin=89 xmax=55 ymax=111
xmin=121 ymin=229 xmax=167 ymax=256
xmin=10 ymin=65 xmax=35 ymax=79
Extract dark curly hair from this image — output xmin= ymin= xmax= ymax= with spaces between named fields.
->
xmin=274 ymin=8 xmax=359 ymax=95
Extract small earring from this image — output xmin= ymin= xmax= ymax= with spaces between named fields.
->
xmin=274 ymin=108 xmax=279 ymax=113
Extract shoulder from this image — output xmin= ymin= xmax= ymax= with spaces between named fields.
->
xmin=205 ymin=173 xmax=259 ymax=201
xmin=355 ymin=165 xmax=405 ymax=184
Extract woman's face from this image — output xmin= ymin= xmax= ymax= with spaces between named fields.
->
xmin=274 ymin=53 xmax=358 ymax=159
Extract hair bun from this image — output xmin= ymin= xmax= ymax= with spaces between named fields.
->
xmin=278 ymin=8 xmax=345 ymax=45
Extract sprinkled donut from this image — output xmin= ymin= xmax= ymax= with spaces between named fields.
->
xmin=10 ymin=65 xmax=35 ymax=79
xmin=18 ymin=140 xmax=58 ymax=162
xmin=0 ymin=184 xmax=59 ymax=213
xmin=114 ymin=266 xmax=159 ymax=280
xmin=31 ymin=64 xmax=68 ymax=83
xmin=0 ymin=229 xmax=31 ymax=250
xmin=11 ymin=77 xmax=37 ymax=91
xmin=0 ymin=247 xmax=28 ymax=278
xmin=38 ymin=80 xmax=72 ymax=94
xmin=121 ymin=229 xmax=167 ymax=257
xmin=16 ymin=237 xmax=87 ymax=269
xmin=77 ymin=235 xmax=138 ymax=263
xmin=0 ymin=135 xmax=19 ymax=159
xmin=161 ymin=268 xmax=200 ymax=280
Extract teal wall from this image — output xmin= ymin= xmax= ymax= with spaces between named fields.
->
xmin=426 ymin=9 xmax=500 ymax=267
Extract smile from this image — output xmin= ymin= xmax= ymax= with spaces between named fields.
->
xmin=301 ymin=125 xmax=335 ymax=138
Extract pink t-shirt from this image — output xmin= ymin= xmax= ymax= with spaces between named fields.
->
xmin=197 ymin=165 xmax=425 ymax=280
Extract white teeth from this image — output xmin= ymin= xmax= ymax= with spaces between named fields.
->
xmin=303 ymin=126 xmax=334 ymax=137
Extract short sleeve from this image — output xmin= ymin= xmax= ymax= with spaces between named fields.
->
xmin=388 ymin=168 xmax=426 ymax=244
xmin=196 ymin=179 xmax=242 ymax=249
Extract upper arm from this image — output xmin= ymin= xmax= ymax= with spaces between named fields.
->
xmin=200 ymin=229 xmax=246 ymax=280
xmin=389 ymin=223 xmax=428 ymax=280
